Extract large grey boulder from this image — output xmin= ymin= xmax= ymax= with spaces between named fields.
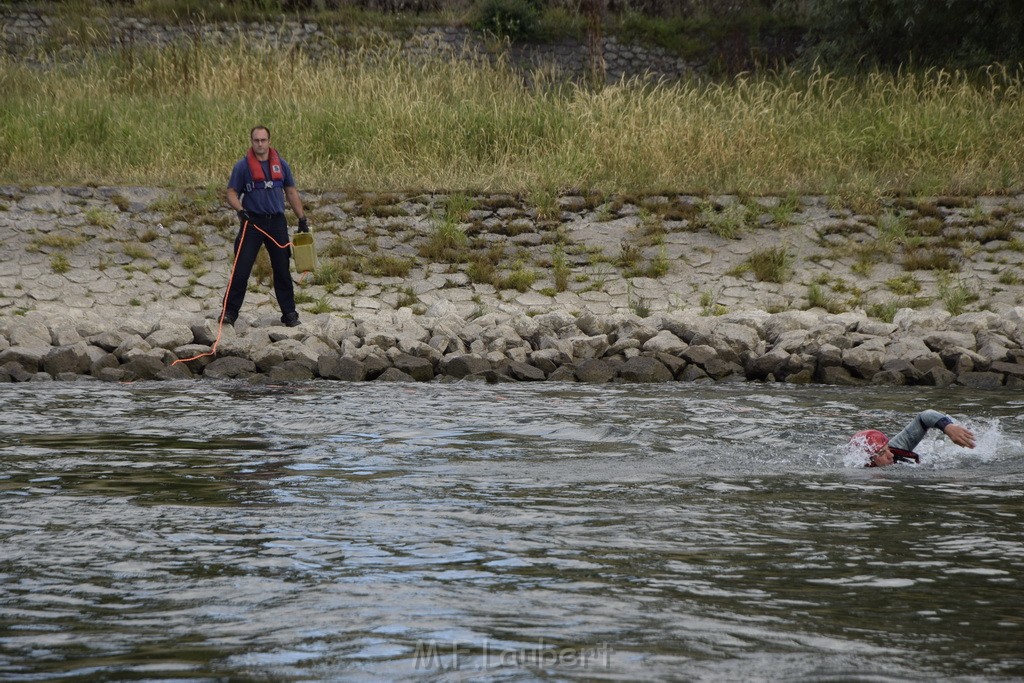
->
xmin=683 ymin=344 xmax=718 ymax=367
xmin=505 ymin=360 xmax=546 ymax=381
xmin=252 ymin=345 xmax=286 ymax=372
xmin=575 ymin=358 xmax=617 ymax=383
xmin=42 ymin=343 xmax=92 ymax=376
xmin=532 ymin=310 xmax=579 ymax=337
xmin=924 ymin=331 xmax=976 ymax=353
xmin=893 ymin=308 xmax=951 ymax=333
xmin=704 ymin=357 xmax=744 ymax=380
xmin=620 ymin=356 xmax=673 ymax=382
xmin=190 ymin=319 xmax=221 ymax=346
xmin=89 ymin=352 xmax=120 ymax=376
xmin=528 ymin=348 xmax=567 ymax=375
xmin=659 ymin=311 xmax=714 ymax=343
xmin=922 ymin=366 xmax=957 ymax=387
xmin=990 ymin=360 xmax=1024 ymax=380
xmin=440 ymin=354 xmax=490 ymax=378
xmin=1 ymin=360 xmax=33 ymax=382
xmin=958 ymin=372 xmax=1004 ymax=389
xmin=940 ymin=347 xmax=988 ymax=374
xmin=818 ymin=366 xmax=864 ymax=385
xmin=0 ymin=346 xmax=48 ymax=373
xmin=746 ymin=346 xmax=791 ymax=381
xmin=318 ymin=354 xmax=366 ymax=381
xmin=696 ymin=322 xmax=762 ymax=363
xmin=375 ymin=367 xmax=415 ymax=382
xmin=655 ymin=352 xmax=687 ymax=377
xmin=4 ymin=317 xmax=52 ymax=347
xmin=122 ymin=355 xmax=167 ymax=381
xmin=146 ymin=324 xmax=194 ymax=350
xmin=203 ymin=356 xmax=257 ymax=379
xmin=642 ymin=330 xmax=687 ymax=356
xmin=842 ymin=343 xmax=885 ymax=379
xmin=762 ymin=310 xmax=823 ymax=344
xmin=576 ymin=310 xmax=612 ymax=336
xmin=393 ymin=353 xmax=434 ymax=381
xmin=269 ymin=361 xmax=315 ymax=382
xmin=569 ymin=334 xmax=610 ymax=360
xmin=613 ymin=318 xmax=659 ymax=345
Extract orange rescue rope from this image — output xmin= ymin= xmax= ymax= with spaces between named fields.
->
xmin=173 ymin=219 xmax=293 ymax=366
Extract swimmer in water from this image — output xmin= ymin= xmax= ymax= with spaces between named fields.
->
xmin=851 ymin=410 xmax=976 ymax=467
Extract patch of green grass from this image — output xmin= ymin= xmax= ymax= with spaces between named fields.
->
xmin=979 ymin=222 xmax=1015 ymax=243
xmin=496 ymin=261 xmax=537 ymax=292
xmin=50 ymin=253 xmax=71 ymax=274
xmin=181 ymin=252 xmax=203 ymax=271
xmin=552 ymin=245 xmax=571 ymax=292
xmin=806 ymin=283 xmax=848 ymax=314
xmin=365 ymin=254 xmax=413 ymax=277
xmin=868 ymin=296 xmax=931 ymax=322
xmin=85 ymin=207 xmax=117 ymax=228
xmin=467 ymin=256 xmax=497 ymax=285
xmin=308 ymin=296 xmax=333 ymax=314
xmin=628 ymin=283 xmax=651 ymax=318
xmin=618 ymin=240 xmax=643 ymax=270
xmin=420 ymin=216 xmax=469 ymax=262
xmin=324 ymin=235 xmax=357 ymax=258
xmin=902 ymin=247 xmax=958 ymax=272
xmin=313 ymin=258 xmax=352 ymax=291
xmin=177 ymin=224 xmax=206 ymax=248
xmin=698 ymin=202 xmax=750 ymax=239
xmin=396 ymin=287 xmax=419 ymax=309
xmin=129 ymin=298 xmax=142 ymax=307
xmin=444 ymin=194 xmax=475 ymax=223
xmin=767 ymin=195 xmax=801 ymax=227
xmin=645 ymin=246 xmax=671 ymax=279
xmin=939 ymin=275 xmax=978 ymax=315
xmin=885 ymin=274 xmax=922 ymax=295
xmin=123 ymin=243 xmax=154 ymax=260
xmin=745 ymin=246 xmax=793 ymax=283
xmin=998 ymin=269 xmax=1022 ymax=285
xmin=528 ymin=187 xmax=560 ymax=222
xmin=29 ymin=234 xmax=86 ymax=251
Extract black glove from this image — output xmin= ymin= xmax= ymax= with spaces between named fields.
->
xmin=237 ymin=209 xmax=250 ymax=225
xmin=297 ymin=216 xmax=309 ymax=233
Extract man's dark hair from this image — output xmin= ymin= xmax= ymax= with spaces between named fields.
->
xmin=250 ymin=126 xmax=270 ymax=140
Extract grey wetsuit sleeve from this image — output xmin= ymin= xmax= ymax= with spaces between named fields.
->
xmin=888 ymin=410 xmax=954 ymax=452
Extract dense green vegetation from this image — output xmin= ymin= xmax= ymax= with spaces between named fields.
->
xmin=0 ymin=42 xmax=1020 ymax=195
xmin=1 ymin=1 xmax=1021 ymax=194
xmin=15 ymin=0 xmax=1022 ymax=69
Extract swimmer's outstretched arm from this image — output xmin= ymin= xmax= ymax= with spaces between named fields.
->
xmin=889 ymin=410 xmax=976 ymax=452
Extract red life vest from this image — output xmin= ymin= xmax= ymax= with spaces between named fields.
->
xmin=245 ymin=148 xmax=284 ymax=193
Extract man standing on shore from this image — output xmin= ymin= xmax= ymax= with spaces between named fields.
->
xmin=224 ymin=125 xmax=308 ymax=327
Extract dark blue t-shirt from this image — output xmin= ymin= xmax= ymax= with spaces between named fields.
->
xmin=228 ymin=155 xmax=296 ymax=215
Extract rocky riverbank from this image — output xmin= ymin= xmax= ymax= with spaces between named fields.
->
xmin=2 ymin=185 xmax=1024 ymax=387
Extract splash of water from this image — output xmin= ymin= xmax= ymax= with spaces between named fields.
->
xmin=922 ymin=418 xmax=1014 ymax=469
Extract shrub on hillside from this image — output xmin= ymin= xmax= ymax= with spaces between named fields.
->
xmin=473 ymin=0 xmax=540 ymax=41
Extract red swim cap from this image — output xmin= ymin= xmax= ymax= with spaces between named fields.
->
xmin=851 ymin=429 xmax=889 ymax=454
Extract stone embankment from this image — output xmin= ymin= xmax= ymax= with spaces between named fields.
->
xmin=2 ymin=185 xmax=1024 ymax=387
xmin=0 ymin=7 xmax=699 ymax=82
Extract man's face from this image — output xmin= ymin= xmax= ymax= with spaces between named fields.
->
xmin=251 ymin=130 xmax=270 ymax=157
xmin=870 ymin=445 xmax=894 ymax=467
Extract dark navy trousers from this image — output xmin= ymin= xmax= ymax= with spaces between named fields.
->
xmin=224 ymin=213 xmax=296 ymax=318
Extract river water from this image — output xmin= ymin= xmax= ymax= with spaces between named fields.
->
xmin=1 ymin=381 xmax=1022 ymax=681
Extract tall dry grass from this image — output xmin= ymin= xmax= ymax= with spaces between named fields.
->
xmin=0 ymin=43 xmax=1021 ymax=196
